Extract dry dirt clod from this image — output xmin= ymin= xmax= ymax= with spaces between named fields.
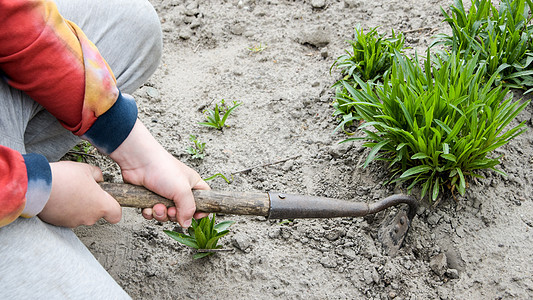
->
xmin=320 ymin=255 xmax=338 ymax=268
xmin=299 ymin=25 xmax=331 ymax=48
xmin=232 ymin=233 xmax=252 ymax=252
xmin=429 ymin=253 xmax=448 ymax=276
xmin=445 ymin=268 xmax=460 ymax=279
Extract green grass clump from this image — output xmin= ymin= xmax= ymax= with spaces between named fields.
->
xmin=338 ymin=50 xmax=529 ymax=201
xmin=432 ymin=0 xmax=533 ymax=92
xmin=331 ymin=25 xmax=406 ymax=125
xmin=164 ymin=214 xmax=235 ymax=259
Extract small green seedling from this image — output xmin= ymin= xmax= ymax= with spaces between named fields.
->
xmin=164 ymin=214 xmax=235 ymax=259
xmin=186 ymin=135 xmax=206 ymax=159
xmin=199 ymin=99 xmax=241 ymax=130
xmin=248 ymin=43 xmax=267 ymax=53
xmin=68 ymin=141 xmax=94 ymax=162
xmin=204 ymin=172 xmax=233 ymax=183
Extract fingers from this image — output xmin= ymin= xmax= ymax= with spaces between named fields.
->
xmin=167 ymin=207 xmax=177 ymax=222
xmin=193 ymin=212 xmax=209 ymax=219
xmin=174 ymin=188 xmax=196 ymax=228
xmin=190 ymin=179 xmax=210 ymax=220
xmin=141 ymin=207 xmax=177 ymax=222
xmin=142 ymin=208 xmax=153 ymax=220
xmin=141 ymin=204 xmax=172 ymax=222
xmin=166 ymin=173 xmax=207 ymax=227
xmin=152 ymin=204 xmax=169 ymax=222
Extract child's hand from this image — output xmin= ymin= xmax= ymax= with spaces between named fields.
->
xmin=110 ymin=119 xmax=210 ymax=228
xmin=39 ymin=161 xmax=121 ymax=228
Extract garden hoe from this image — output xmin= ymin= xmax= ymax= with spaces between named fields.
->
xmin=100 ymin=183 xmax=418 ymax=256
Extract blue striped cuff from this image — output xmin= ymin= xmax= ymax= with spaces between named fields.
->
xmin=21 ymin=153 xmax=52 ymax=217
xmin=82 ymin=92 xmax=138 ymax=155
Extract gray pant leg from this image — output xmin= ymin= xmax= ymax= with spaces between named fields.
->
xmin=0 ymin=218 xmax=130 ymax=300
xmin=0 ymin=0 xmax=162 ymax=298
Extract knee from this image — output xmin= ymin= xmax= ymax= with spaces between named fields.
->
xmin=107 ymin=0 xmax=163 ymax=91
xmin=124 ymin=0 xmax=163 ymax=59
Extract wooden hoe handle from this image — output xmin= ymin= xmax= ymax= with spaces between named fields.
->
xmin=99 ymin=182 xmax=270 ymax=216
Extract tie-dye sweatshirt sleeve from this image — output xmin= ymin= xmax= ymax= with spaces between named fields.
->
xmin=0 ymin=0 xmax=138 ymax=226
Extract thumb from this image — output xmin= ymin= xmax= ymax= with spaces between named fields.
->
xmin=100 ymin=189 xmax=122 ymax=224
xmin=193 ymin=179 xmax=211 ymax=190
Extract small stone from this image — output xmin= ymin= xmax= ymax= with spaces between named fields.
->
xmin=145 ymin=87 xmax=159 ymax=98
xmin=184 ymin=8 xmax=199 ymax=16
xmin=342 ymin=248 xmax=357 ymax=260
xmin=320 ymin=255 xmax=338 ymax=268
xmin=184 ymin=1 xmax=199 ymax=16
xmin=320 ymin=48 xmax=328 ymax=58
xmin=268 ymin=227 xmax=281 ymax=239
xmin=362 ymin=267 xmax=380 ymax=284
xmin=346 ymin=228 xmax=357 ymax=238
xmin=344 ymin=0 xmax=360 ymax=8
xmin=455 ymin=226 xmax=465 ymax=238
xmin=186 ymin=0 xmax=198 ymax=9
xmin=236 ymin=0 xmax=253 ymax=9
xmin=445 ymin=268 xmax=460 ymax=279
xmin=232 ymin=233 xmax=251 ymax=252
xmin=311 ymin=0 xmax=326 ymax=9
xmin=183 ymin=16 xmax=195 ymax=24
xmin=299 ymin=25 xmax=331 ymax=48
xmin=371 ymin=268 xmax=380 ymax=284
xmin=427 ymin=213 xmax=441 ymax=226
xmin=406 ymin=37 xmax=420 ymax=44
xmin=388 ymin=291 xmax=397 ymax=299
xmin=282 ymin=160 xmax=295 ymax=171
xmin=179 ymin=28 xmax=193 ymax=40
xmin=429 ymin=253 xmax=448 ymax=276
xmin=329 ymin=142 xmax=352 ymax=159
xmin=325 ymin=228 xmax=344 ymax=241
xmin=190 ymin=19 xmax=202 ymax=30
xmin=230 ymin=23 xmax=245 ymax=35
xmin=280 ymin=227 xmax=292 ymax=239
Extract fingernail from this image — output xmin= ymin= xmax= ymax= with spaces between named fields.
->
xmin=183 ymin=219 xmax=192 ymax=228
xmin=154 ymin=210 xmax=164 ymax=218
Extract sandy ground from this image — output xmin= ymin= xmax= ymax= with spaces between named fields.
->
xmin=74 ymin=0 xmax=533 ymax=299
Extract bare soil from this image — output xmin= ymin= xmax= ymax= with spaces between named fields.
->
xmin=74 ymin=0 xmax=533 ymax=299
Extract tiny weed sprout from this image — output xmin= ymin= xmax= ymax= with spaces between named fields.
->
xmin=331 ymin=24 xmax=406 ymax=130
xmin=248 ymin=43 xmax=267 ymax=53
xmin=339 ymin=50 xmax=529 ymax=202
xmin=164 ymin=214 xmax=235 ymax=259
xmin=204 ymin=172 xmax=233 ymax=183
xmin=199 ymin=99 xmax=241 ymax=130
xmin=186 ymin=134 xmax=206 ymax=159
